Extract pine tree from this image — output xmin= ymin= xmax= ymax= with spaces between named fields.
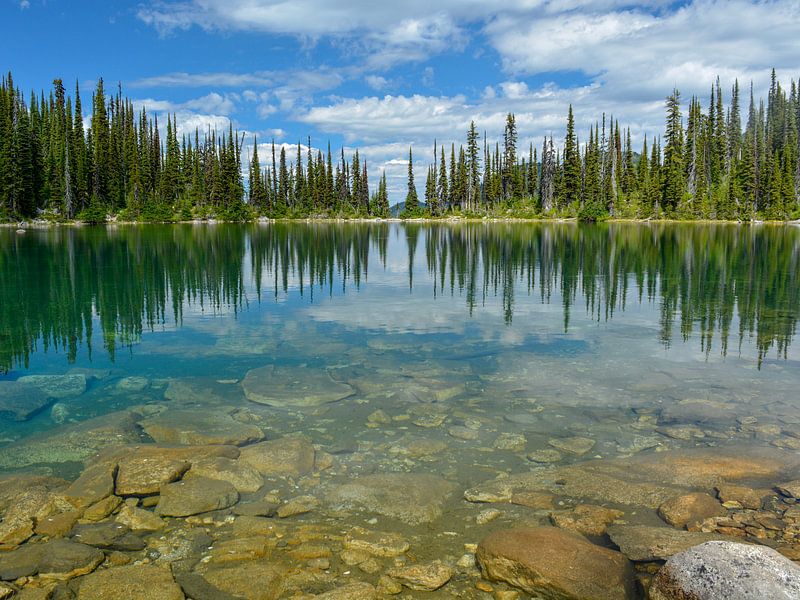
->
xmin=662 ymin=90 xmax=685 ymax=215
xmin=405 ymin=147 xmax=418 ymax=212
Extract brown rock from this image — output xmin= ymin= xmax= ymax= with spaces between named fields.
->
xmin=62 ymin=462 xmax=116 ymax=510
xmin=184 ymin=456 xmax=264 ymax=493
xmin=387 ymin=560 xmax=453 ymax=591
xmin=326 ymin=473 xmax=455 ymax=525
xmin=200 ymin=563 xmax=284 ymax=600
xmin=343 ymin=527 xmax=410 ymax=557
xmin=715 ymin=484 xmax=769 ymax=510
xmin=313 ymin=582 xmax=377 ymax=599
xmin=551 ymin=504 xmax=624 ymax=536
xmin=76 ymin=565 xmax=184 ymax=599
xmin=239 ymin=437 xmax=315 ymax=477
xmin=155 ymin=477 xmax=239 ymax=517
xmin=82 ymin=495 xmax=122 ymax=522
xmin=35 ymin=510 xmax=82 ymax=538
xmin=607 ymin=525 xmax=732 ymax=562
xmin=115 ymin=455 xmax=190 ymax=496
xmin=658 ymin=493 xmax=726 ymax=529
xmin=115 ymin=505 xmax=165 ymax=532
xmin=141 ymin=408 xmax=264 ymax=446
xmin=242 ymin=364 xmax=354 ymax=408
xmin=476 ymin=527 xmax=636 ymax=600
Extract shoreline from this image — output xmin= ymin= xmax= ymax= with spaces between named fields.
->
xmin=3 ymin=216 xmax=799 ymax=228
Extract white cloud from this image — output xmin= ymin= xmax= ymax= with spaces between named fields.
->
xmin=365 ymin=75 xmax=389 ymax=91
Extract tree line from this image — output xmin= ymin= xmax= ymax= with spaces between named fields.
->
xmin=1 ymin=70 xmax=798 ymax=222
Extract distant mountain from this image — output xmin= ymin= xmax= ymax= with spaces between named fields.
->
xmin=390 ymin=202 xmax=427 ymax=217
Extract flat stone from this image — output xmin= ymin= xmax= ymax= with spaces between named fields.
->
xmin=477 ymin=527 xmax=636 ymax=600
xmin=313 ymin=582 xmax=377 ymax=599
xmin=527 ymin=449 xmax=563 ymax=464
xmin=62 ymin=461 xmax=117 ymax=510
xmin=38 ymin=539 xmax=105 ymax=580
xmin=115 ymin=505 xmax=165 ymax=532
xmin=82 ymin=495 xmax=123 ymax=522
xmin=0 ymin=539 xmax=103 ymax=581
xmin=277 ymin=495 xmax=319 ymax=518
xmin=548 ymin=436 xmax=596 ymax=455
xmin=76 ymin=564 xmax=184 ymax=600
xmin=0 ymin=381 xmax=53 ymax=420
xmin=607 ymin=525 xmax=730 ymax=562
xmin=777 ymin=480 xmax=800 ymax=498
xmin=388 ymin=560 xmax=453 ymax=591
xmin=715 ymin=484 xmax=769 ymax=510
xmin=0 ymin=412 xmax=144 ymax=470
xmin=344 ymin=527 xmax=410 ymax=557
xmin=141 ymin=409 xmax=263 ymax=446
xmin=326 ymin=473 xmax=456 ymax=525
xmin=147 ymin=525 xmax=212 ymax=572
xmin=115 ymin=377 xmax=150 ymax=392
xmin=35 ymin=510 xmax=82 ymax=538
xmin=174 ymin=572 xmax=240 ymax=600
xmin=550 ymin=504 xmax=625 ymax=536
xmin=493 ymin=433 xmax=527 ymax=451
xmin=184 ymin=456 xmax=264 ymax=493
xmin=17 ymin=374 xmax=87 ymax=399
xmin=650 ymin=541 xmax=800 ymax=600
xmin=116 ymin=453 xmax=190 ymax=497
xmin=156 ymin=477 xmax=239 ymax=517
xmin=659 ymin=399 xmax=739 ymax=429
xmin=70 ymin=523 xmax=145 ymax=552
xmin=200 ymin=563 xmax=284 ymax=600
xmin=0 ymin=485 xmax=65 ymax=548
xmin=242 ymin=364 xmax=354 ymax=408
xmin=658 ymin=493 xmax=726 ymax=529
xmin=239 ymin=437 xmax=315 ymax=477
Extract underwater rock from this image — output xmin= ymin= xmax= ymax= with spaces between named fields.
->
xmin=115 ymin=376 xmax=150 ymax=392
xmin=550 ymin=504 xmax=624 ymax=536
xmin=115 ymin=504 xmax=165 ymax=532
xmin=0 ymin=381 xmax=52 ymax=421
xmin=467 ymin=447 xmax=800 ymax=510
xmin=650 ymin=541 xmax=800 ymax=600
xmin=276 ymin=495 xmax=319 ymax=518
xmin=50 ymin=402 xmax=69 ymax=424
xmin=199 ymin=562 xmax=285 ymax=600
xmin=239 ymin=436 xmax=315 ymax=477
xmin=17 ymin=373 xmax=87 ymax=399
xmin=141 ymin=408 xmax=264 ymax=446
xmin=115 ymin=454 xmax=190 ymax=496
xmin=607 ymin=525 xmax=731 ymax=562
xmin=163 ymin=378 xmax=230 ymax=405
xmin=242 ymin=364 xmax=354 ymax=408
xmin=313 ymin=582 xmax=377 ymax=599
xmin=658 ymin=398 xmax=740 ymax=430
xmin=0 ymin=539 xmax=103 ymax=581
xmin=183 ymin=456 xmax=264 ymax=493
xmin=548 ymin=436 xmax=596 ymax=455
xmin=476 ymin=527 xmax=636 ymax=600
xmin=387 ymin=560 xmax=454 ymax=591
xmin=75 ymin=564 xmax=185 ymax=600
xmin=326 ymin=473 xmax=456 ymax=525
xmin=343 ymin=527 xmax=410 ymax=557
xmin=526 ymin=448 xmax=563 ymax=463
xmin=70 ymin=522 xmax=145 ymax=552
xmin=493 ymin=433 xmax=527 ymax=451
xmin=715 ymin=484 xmax=770 ymax=510
xmin=155 ymin=477 xmax=239 ymax=517
xmin=0 ymin=411 xmax=144 ymax=469
xmin=657 ymin=493 xmax=726 ymax=529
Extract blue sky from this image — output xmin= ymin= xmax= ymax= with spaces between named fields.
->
xmin=3 ymin=0 xmax=799 ymax=199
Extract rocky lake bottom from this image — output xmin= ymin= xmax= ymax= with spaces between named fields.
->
xmin=1 ymin=222 xmax=800 ymax=598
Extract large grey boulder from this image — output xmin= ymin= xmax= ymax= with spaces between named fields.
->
xmin=650 ymin=541 xmax=800 ymax=600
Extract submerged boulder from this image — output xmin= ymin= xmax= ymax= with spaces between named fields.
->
xmin=476 ymin=527 xmax=636 ymax=599
xmin=0 ymin=381 xmax=52 ymax=421
xmin=156 ymin=477 xmax=239 ymax=517
xmin=75 ymin=564 xmax=185 ymax=600
xmin=239 ymin=437 xmax=315 ymax=477
xmin=17 ymin=374 xmax=87 ymax=399
xmin=141 ymin=408 xmax=263 ymax=446
xmin=241 ymin=364 xmax=354 ymax=408
xmin=326 ymin=473 xmax=456 ymax=525
xmin=650 ymin=541 xmax=800 ymax=599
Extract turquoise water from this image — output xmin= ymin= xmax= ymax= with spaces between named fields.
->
xmin=1 ymin=222 xmax=800 ymax=597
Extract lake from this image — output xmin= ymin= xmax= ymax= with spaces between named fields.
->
xmin=1 ymin=221 xmax=800 ymax=597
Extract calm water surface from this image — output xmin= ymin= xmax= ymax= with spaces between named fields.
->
xmin=1 ymin=222 xmax=800 ymax=596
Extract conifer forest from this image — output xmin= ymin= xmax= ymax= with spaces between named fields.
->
xmin=1 ymin=70 xmax=799 ymax=222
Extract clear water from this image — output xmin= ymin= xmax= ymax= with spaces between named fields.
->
xmin=1 ymin=222 xmax=800 ymax=595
